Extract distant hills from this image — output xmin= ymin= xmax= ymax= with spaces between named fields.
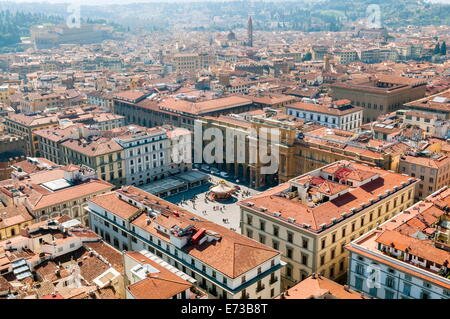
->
xmin=0 ymin=7 xmax=124 ymax=50
xmin=0 ymin=0 xmax=449 ymax=35
xmin=0 ymin=11 xmax=63 ymax=48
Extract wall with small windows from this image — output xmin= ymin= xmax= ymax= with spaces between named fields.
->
xmin=240 ymin=209 xmax=316 ymax=290
xmin=34 ymin=188 xmax=112 ymax=226
xmin=115 ymin=131 xmax=173 ymax=186
xmin=87 ymin=200 xmax=282 ymax=299
xmin=348 ymin=251 xmax=450 ymax=299
xmin=399 ymin=158 xmax=450 ymax=201
xmin=315 ymin=187 xmax=415 ymax=281
xmin=0 ymin=221 xmax=34 ymax=241
xmin=40 ymin=236 xmax=82 ymax=258
xmin=240 ymin=183 xmax=416 ymax=290
xmin=286 ymin=107 xmax=363 ymax=132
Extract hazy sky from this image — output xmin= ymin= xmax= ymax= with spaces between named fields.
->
xmin=3 ymin=0 xmax=280 ymax=4
xmin=0 ymin=0 xmax=306 ymax=7
xmin=1 ymin=0 xmax=449 ymax=4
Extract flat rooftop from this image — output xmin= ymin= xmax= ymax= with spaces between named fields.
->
xmin=139 ymin=178 xmax=186 ymax=195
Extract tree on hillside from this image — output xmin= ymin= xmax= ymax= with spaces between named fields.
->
xmin=434 ymin=42 xmax=441 ymax=55
xmin=441 ymin=41 xmax=447 ymax=56
xmin=302 ymin=52 xmax=312 ymax=61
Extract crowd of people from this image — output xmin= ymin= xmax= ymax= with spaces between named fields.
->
xmin=176 ymin=177 xmax=256 ymax=231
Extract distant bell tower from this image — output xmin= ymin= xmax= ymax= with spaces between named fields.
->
xmin=247 ymin=16 xmax=253 ymax=47
xmin=324 ymin=54 xmax=331 ymax=73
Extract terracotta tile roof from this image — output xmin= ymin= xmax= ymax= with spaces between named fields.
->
xmin=57 ymin=286 xmax=94 ymax=299
xmin=375 ymin=230 xmax=450 ymax=266
xmin=331 ymin=74 xmax=426 ymax=94
xmin=13 ymin=158 xmax=57 ymax=174
xmin=158 ymin=96 xmax=252 ymax=115
xmin=376 ymin=74 xmax=426 ymax=86
xmin=404 ymin=89 xmax=450 ymax=113
xmin=348 ymin=187 xmax=450 ymax=288
xmin=95 ymin=187 xmax=280 ymax=278
xmin=25 ymin=168 xmax=66 ymax=185
xmin=132 ymin=212 xmax=278 ymax=279
xmin=34 ymin=280 xmax=57 ymax=298
xmin=61 ymin=137 xmax=123 ymax=156
xmin=35 ymin=260 xmax=71 ymax=282
xmin=78 ymin=256 xmax=112 ymax=283
xmin=89 ymin=192 xmax=139 ymax=220
xmin=202 ymin=115 xmax=252 ymax=129
xmin=94 ymin=286 xmax=121 ymax=299
xmin=321 ymin=164 xmax=378 ymax=181
xmin=128 ymin=276 xmax=191 ymax=299
xmin=6 ymin=113 xmax=59 ymax=127
xmin=0 ymin=275 xmax=12 ymax=293
xmin=111 ymin=125 xmax=166 ymax=141
xmin=249 ymin=93 xmax=297 ymax=105
xmin=239 ymin=161 xmax=414 ymax=232
xmin=27 ymin=179 xmax=113 ymax=210
xmin=33 ymin=124 xmax=84 ymax=143
xmin=288 ymin=101 xmax=363 ymax=116
xmin=40 ymin=293 xmax=64 ymax=299
xmin=50 ymin=246 xmax=111 ymax=283
xmin=84 ymin=241 xmax=124 ymax=274
xmin=125 ymin=251 xmax=192 ymax=299
xmin=0 ymin=203 xmax=34 ymax=229
xmin=114 ymin=90 xmax=149 ymax=103
xmin=346 ymin=244 xmax=450 ymax=290
xmin=276 ymin=274 xmax=365 ymax=299
xmin=61 ymin=164 xmax=81 ymax=172
xmin=402 ymin=154 xmax=450 ymax=169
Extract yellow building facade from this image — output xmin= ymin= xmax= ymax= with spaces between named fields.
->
xmin=4 ymin=114 xmax=59 ymax=156
xmin=239 ymin=161 xmax=418 ymax=289
xmin=196 ymin=111 xmax=402 ymax=189
xmin=0 ymin=205 xmax=34 ymax=240
xmin=0 ymin=85 xmax=14 ymax=105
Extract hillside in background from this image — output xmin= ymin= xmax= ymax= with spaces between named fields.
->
xmin=0 ymin=7 xmax=125 ymax=49
xmin=0 ymin=11 xmax=63 ymax=47
xmin=0 ymin=0 xmax=448 ymax=35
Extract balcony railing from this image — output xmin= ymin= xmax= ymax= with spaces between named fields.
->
xmin=381 ymin=250 xmax=443 ymax=276
xmin=270 ymin=276 xmax=278 ymax=285
xmin=256 ymin=284 xmax=265 ymax=293
xmin=240 ymin=293 xmax=250 ymax=299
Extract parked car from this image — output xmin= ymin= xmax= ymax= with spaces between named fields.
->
xmin=201 ymin=164 xmax=210 ymax=171
xmin=210 ymin=167 xmax=220 ymax=174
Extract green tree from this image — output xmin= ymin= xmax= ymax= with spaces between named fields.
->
xmin=302 ymin=52 xmax=312 ymax=61
xmin=441 ymin=41 xmax=447 ymax=56
xmin=434 ymin=42 xmax=441 ymax=55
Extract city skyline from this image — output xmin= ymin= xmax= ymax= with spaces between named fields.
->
xmin=0 ymin=0 xmax=449 ymax=304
